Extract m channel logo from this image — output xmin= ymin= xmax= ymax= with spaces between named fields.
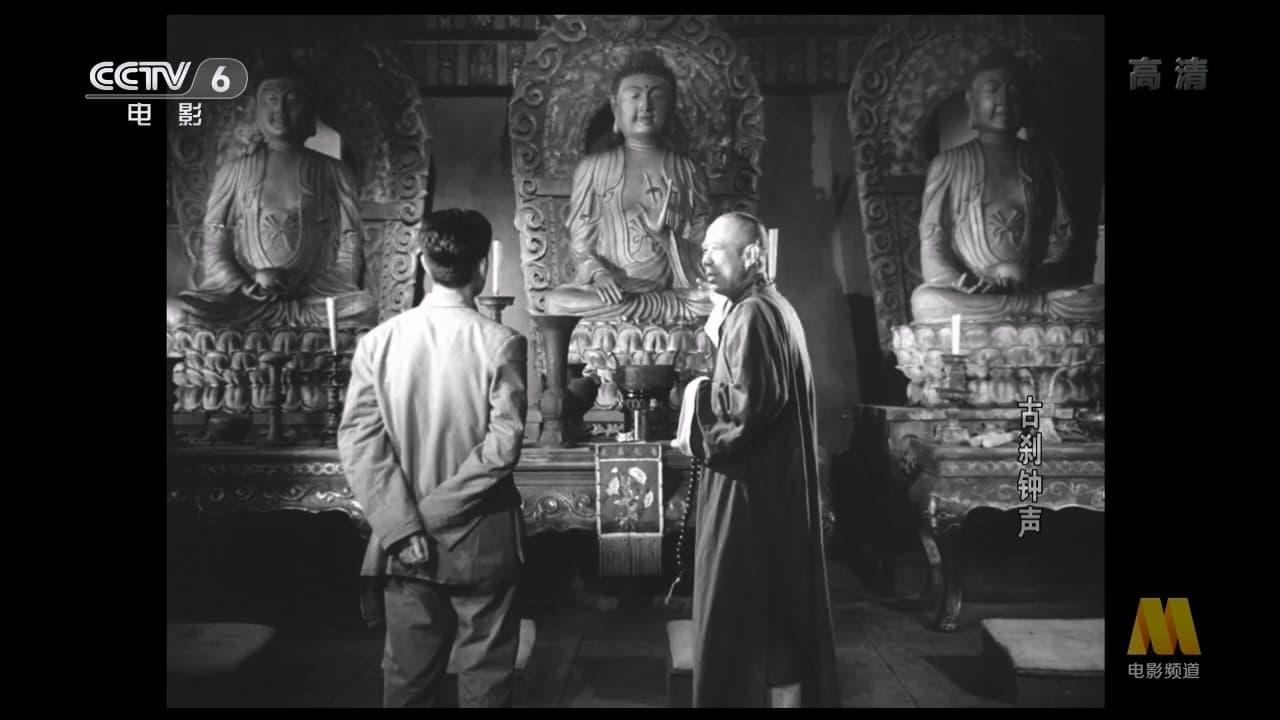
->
xmin=1128 ymin=597 xmax=1200 ymax=656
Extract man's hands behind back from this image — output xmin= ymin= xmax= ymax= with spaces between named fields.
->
xmin=390 ymin=533 xmax=431 ymax=566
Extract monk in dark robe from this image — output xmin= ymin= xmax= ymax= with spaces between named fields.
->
xmin=687 ymin=212 xmax=841 ymax=708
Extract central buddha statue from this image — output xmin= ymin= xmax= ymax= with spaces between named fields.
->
xmin=542 ymin=50 xmax=713 ymax=324
xmin=167 ymin=60 xmax=377 ymax=330
xmin=910 ymin=50 xmax=1104 ymax=324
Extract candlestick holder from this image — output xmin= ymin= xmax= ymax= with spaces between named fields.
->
xmin=476 ymin=295 xmax=515 ymax=325
xmin=936 ymin=353 xmax=970 ymax=444
xmin=532 ymin=314 xmax=582 ymax=447
xmin=321 ymin=351 xmax=352 ymax=446
xmin=937 ymin=353 xmax=969 ymax=404
xmin=616 ymin=363 xmax=677 ymax=442
xmin=985 ymin=360 xmax=1106 ymax=443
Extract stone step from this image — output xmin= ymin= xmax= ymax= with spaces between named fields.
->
xmin=981 ymin=618 xmax=1103 ymax=707
xmin=167 ymin=622 xmax=278 ymax=707
xmin=168 ymin=622 xmax=277 ymax=678
xmin=852 ymin=535 xmax=1105 ymax=601
xmin=666 ymin=619 xmax=693 ymax=707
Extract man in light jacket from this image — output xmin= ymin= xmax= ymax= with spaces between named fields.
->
xmin=339 ymin=208 xmax=528 ymax=707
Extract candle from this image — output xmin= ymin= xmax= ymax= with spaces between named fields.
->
xmin=951 ymin=314 xmax=961 ymax=355
xmin=492 ymin=241 xmax=502 ymax=296
xmin=326 ymin=297 xmax=338 ymax=353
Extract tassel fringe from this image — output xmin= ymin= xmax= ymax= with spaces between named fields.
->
xmin=599 ymin=534 xmax=664 ymax=577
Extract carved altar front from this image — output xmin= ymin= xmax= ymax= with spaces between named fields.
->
xmin=509 ymin=14 xmax=764 ymax=430
xmin=847 ymin=406 xmax=1103 ymax=631
xmin=167 ymin=445 xmax=694 ymax=538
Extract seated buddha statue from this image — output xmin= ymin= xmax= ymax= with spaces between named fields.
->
xmin=167 ymin=60 xmax=377 ymax=330
xmin=910 ymin=50 xmax=1105 ymax=324
xmin=542 ymin=50 xmax=713 ymax=324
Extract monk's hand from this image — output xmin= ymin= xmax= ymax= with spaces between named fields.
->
xmin=393 ymin=533 xmax=430 ymax=566
xmin=594 ymin=273 xmax=624 ymax=305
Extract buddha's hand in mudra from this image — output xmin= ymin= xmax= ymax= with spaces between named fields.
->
xmin=988 ymin=263 xmax=1028 ymax=290
xmin=242 ymin=268 xmax=289 ymax=302
xmin=242 ymin=283 xmax=272 ymax=302
xmin=952 ymin=271 xmax=1013 ymax=295
xmin=593 ymin=271 xmax=625 ymax=305
xmin=639 ymin=172 xmax=673 ymax=237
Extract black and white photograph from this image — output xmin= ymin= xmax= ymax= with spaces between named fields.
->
xmin=163 ymin=13 xmax=1119 ymax=708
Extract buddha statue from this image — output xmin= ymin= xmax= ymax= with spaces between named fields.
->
xmin=542 ymin=50 xmax=713 ymax=324
xmin=910 ymin=50 xmax=1104 ymax=324
xmin=167 ymin=60 xmax=377 ymax=330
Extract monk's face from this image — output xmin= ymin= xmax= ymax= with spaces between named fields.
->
xmin=701 ymin=218 xmax=758 ymax=296
xmin=256 ymin=77 xmax=313 ymax=143
xmin=612 ymin=73 xmax=673 ymax=143
xmin=967 ymin=66 xmax=1022 ymax=135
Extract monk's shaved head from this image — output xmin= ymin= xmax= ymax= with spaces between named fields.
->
xmin=707 ymin=212 xmax=767 ymax=254
xmin=702 ymin=211 xmax=768 ymax=297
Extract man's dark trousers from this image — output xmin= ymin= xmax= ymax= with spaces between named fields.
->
xmin=381 ymin=576 xmax=520 ymax=708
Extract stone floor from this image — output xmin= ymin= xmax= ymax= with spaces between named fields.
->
xmin=167 ymin=510 xmax=1104 ymax=708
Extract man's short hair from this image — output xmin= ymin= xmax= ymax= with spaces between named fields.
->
xmin=421 ymin=209 xmax=492 ymax=288
xmin=611 ymin=50 xmax=677 ymax=96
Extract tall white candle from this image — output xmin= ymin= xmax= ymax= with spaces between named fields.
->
xmin=492 ymin=241 xmax=502 ymax=296
xmin=951 ymin=314 xmax=961 ymax=355
xmin=326 ymin=297 xmax=338 ymax=352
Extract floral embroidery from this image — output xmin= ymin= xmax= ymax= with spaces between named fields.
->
xmin=605 ymin=465 xmax=655 ymax=531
